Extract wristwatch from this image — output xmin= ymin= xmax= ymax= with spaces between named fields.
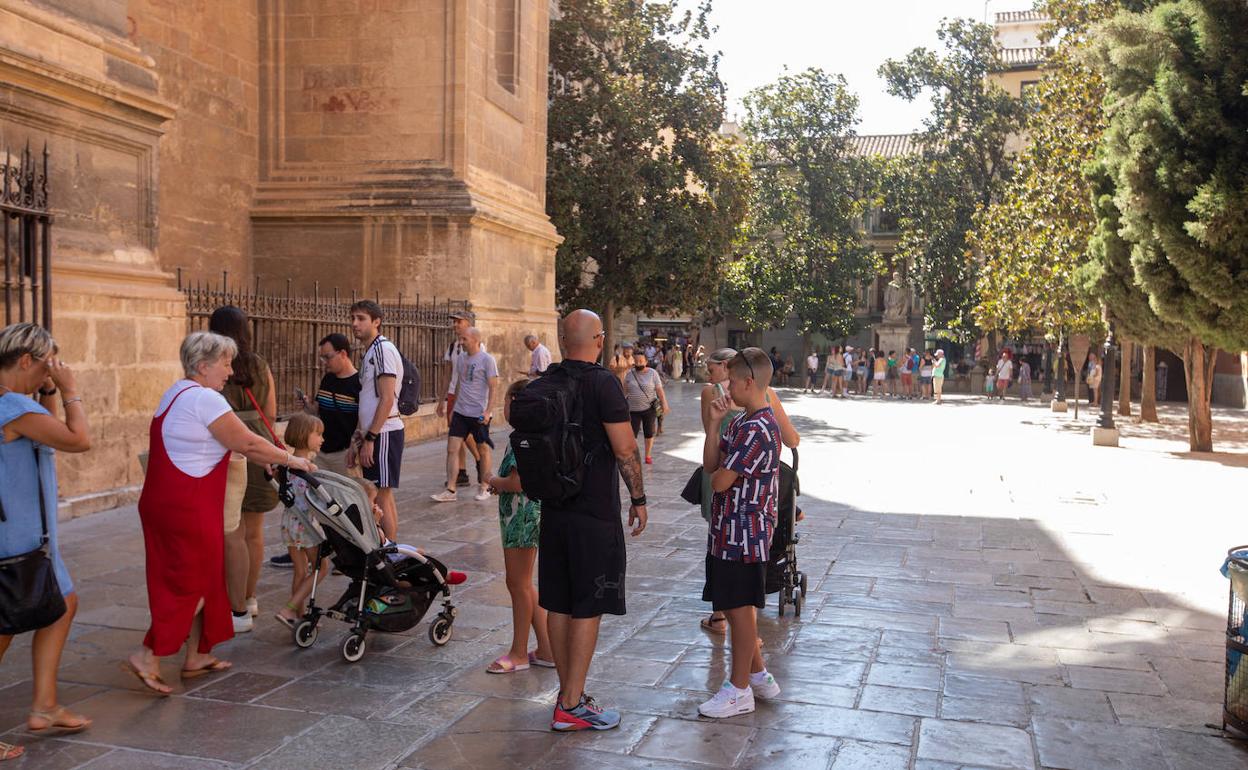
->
xmin=630 ymin=495 xmax=647 ymax=507
xmin=365 ymin=431 xmax=380 ymax=442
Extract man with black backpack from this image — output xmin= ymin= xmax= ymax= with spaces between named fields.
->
xmin=507 ymin=309 xmax=648 ymax=732
xmin=350 ymin=300 xmax=404 ymax=540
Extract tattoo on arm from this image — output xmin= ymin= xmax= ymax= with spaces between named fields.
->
xmin=618 ymin=452 xmax=645 ymax=499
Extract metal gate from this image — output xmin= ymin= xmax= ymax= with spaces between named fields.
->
xmin=1 ymin=143 xmax=52 ymax=330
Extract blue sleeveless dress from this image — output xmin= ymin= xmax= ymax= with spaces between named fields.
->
xmin=0 ymin=392 xmax=73 ymax=594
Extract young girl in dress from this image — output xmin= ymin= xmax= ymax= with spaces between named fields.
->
xmin=485 ymin=379 xmax=553 ymax=672
xmin=275 ymin=413 xmax=330 ymax=627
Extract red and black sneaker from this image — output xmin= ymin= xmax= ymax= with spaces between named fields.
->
xmin=551 ymin=695 xmax=621 ymax=731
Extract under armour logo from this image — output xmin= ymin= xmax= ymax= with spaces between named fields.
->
xmin=593 ymin=573 xmax=624 ymax=599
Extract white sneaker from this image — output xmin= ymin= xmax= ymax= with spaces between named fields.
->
xmin=431 ymin=489 xmax=458 ymax=503
xmin=473 ymin=487 xmax=492 ymax=502
xmin=749 ymin=670 xmax=781 ymax=700
xmin=245 ymin=597 xmax=259 ymax=617
xmin=698 ymin=681 xmax=755 ymax=718
xmin=232 ymin=613 xmax=254 ymax=633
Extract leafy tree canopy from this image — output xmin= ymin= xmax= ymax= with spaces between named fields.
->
xmin=880 ymin=18 xmax=1028 ymax=337
xmin=547 ymin=0 xmax=750 ymax=324
xmin=723 ymin=68 xmax=878 ymax=338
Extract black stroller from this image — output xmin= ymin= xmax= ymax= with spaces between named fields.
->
xmin=279 ymin=469 xmax=458 ymax=663
xmin=765 ymin=447 xmax=807 ymax=616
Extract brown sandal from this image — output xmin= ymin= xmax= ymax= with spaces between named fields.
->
xmin=120 ymin=661 xmax=172 ymax=696
xmin=0 ymin=742 xmax=24 ymax=761
xmin=180 ymin=658 xmax=232 ymax=679
xmin=27 ymin=705 xmax=91 ymax=735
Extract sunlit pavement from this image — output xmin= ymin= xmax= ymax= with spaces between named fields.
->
xmin=2 ymin=383 xmax=1246 ymax=769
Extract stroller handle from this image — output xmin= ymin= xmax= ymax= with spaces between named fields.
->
xmin=285 ymin=467 xmax=336 ymax=507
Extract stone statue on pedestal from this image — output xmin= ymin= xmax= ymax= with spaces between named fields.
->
xmin=883 ymin=271 xmax=910 ymax=322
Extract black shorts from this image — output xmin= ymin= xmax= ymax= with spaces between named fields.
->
xmin=538 ymin=511 xmax=627 ymax=618
xmin=629 ymin=408 xmax=657 ymax=439
xmin=362 ymin=427 xmax=404 ymax=488
xmin=448 ymin=411 xmax=495 ymax=448
xmin=702 ymin=554 xmax=767 ymax=612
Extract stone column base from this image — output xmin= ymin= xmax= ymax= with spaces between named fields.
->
xmin=1092 ymin=426 xmax=1120 ymax=447
xmin=1051 ymin=399 xmax=1069 ymax=413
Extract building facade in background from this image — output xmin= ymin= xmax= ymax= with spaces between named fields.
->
xmin=0 ymin=0 xmax=560 ymax=514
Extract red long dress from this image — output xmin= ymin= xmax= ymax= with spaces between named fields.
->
xmin=138 ymin=385 xmax=233 ymax=656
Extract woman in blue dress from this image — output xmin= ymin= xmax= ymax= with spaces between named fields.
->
xmin=0 ymin=323 xmax=93 ymax=759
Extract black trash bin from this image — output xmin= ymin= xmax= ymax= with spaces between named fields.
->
xmin=1223 ymin=546 xmax=1248 ymax=736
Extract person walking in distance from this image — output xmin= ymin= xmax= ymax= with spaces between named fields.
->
xmin=438 ymin=310 xmax=482 ymax=489
xmin=699 ymin=347 xmax=783 ymax=718
xmin=433 ymin=327 xmax=498 ymax=502
xmin=803 ymin=350 xmax=819 ymax=393
xmin=1018 ymin=357 xmax=1033 ymax=401
xmin=994 ymin=350 xmax=1013 ymax=401
xmin=523 ymin=334 xmax=552 ymax=377
xmin=623 ymin=350 xmax=668 ymax=466
xmin=932 ymin=349 xmax=948 ymax=404
xmin=351 ymin=300 xmax=404 ymax=541
xmin=543 ymin=309 xmax=647 ymax=732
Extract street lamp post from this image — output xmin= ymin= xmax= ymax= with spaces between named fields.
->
xmin=1093 ymin=322 xmax=1120 ymax=446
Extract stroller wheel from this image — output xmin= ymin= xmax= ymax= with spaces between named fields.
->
xmin=293 ymin=619 xmax=318 ymax=649
xmin=342 ymin=632 xmax=367 ymax=663
xmin=777 ymin=592 xmax=787 ymax=617
xmin=793 ymin=592 xmax=803 ymax=617
xmin=429 ymin=615 xmax=453 ymax=647
xmin=799 ymin=572 xmax=809 ymax=598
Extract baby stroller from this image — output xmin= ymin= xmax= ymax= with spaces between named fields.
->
xmin=278 ymin=469 xmax=459 ymax=663
xmin=765 ymin=447 xmax=808 ymax=616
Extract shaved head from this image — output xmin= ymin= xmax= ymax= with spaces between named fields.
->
xmin=560 ymin=309 xmax=604 ymax=363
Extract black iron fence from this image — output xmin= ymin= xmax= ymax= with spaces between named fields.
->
xmin=2 ymin=143 xmax=53 ymax=330
xmin=180 ymin=270 xmax=466 ymax=418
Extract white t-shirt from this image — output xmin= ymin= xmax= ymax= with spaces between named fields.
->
xmin=996 ymin=359 xmax=1013 ymax=380
xmin=360 ymin=336 xmax=405 ymax=434
xmin=156 ymin=380 xmax=233 ymax=478
xmin=529 ymin=343 xmax=552 ymax=376
xmin=806 ymin=354 xmax=818 ymax=371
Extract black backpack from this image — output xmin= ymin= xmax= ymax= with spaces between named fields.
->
xmin=371 ymin=337 xmax=422 ymax=417
xmin=507 ymin=363 xmax=586 ymax=504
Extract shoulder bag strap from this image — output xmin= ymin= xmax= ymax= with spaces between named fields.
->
xmin=32 ymin=444 xmax=48 ymax=546
xmin=244 ymin=387 xmax=285 ymax=449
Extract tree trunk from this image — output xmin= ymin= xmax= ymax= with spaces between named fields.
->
xmin=1180 ymin=336 xmax=1217 ymax=452
xmin=603 ymin=298 xmax=616 ymax=367
xmin=1140 ymin=345 xmax=1158 ymax=422
xmin=1118 ymin=338 xmax=1133 ymax=417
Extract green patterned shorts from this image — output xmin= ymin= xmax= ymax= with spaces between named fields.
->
xmin=499 ymin=492 xmax=541 ymax=549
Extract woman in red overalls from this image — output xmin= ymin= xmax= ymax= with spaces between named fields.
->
xmin=122 ymin=331 xmax=313 ymax=694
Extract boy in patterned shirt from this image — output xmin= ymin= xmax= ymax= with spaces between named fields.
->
xmin=699 ymin=346 xmax=783 ymax=718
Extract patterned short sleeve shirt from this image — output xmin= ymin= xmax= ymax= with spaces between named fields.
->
xmin=709 ymin=407 xmax=781 ymax=563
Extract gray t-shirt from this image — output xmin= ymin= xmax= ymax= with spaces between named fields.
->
xmin=624 ymin=367 xmax=662 ymax=413
xmin=453 ymin=350 xmax=498 ymax=418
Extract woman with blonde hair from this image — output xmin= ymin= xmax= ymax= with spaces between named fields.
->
xmin=697 ymin=348 xmax=799 ymax=634
xmin=122 ymin=331 xmax=314 ymax=695
xmin=0 ymin=323 xmax=92 ymax=755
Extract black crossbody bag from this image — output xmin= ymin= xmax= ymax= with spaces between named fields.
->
xmin=0 ymin=444 xmax=67 ymax=634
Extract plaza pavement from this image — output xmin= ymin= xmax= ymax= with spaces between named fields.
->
xmin=2 ymin=382 xmax=1247 ymax=769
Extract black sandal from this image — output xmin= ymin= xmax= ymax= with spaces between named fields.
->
xmin=700 ymin=615 xmax=727 ymax=633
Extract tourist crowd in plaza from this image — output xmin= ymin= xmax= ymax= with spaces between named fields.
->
xmin=0 ymin=300 xmax=813 ymax=761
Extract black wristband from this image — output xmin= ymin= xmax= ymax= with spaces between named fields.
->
xmin=365 ymin=431 xmax=380 ymax=442
xmin=38 ymin=386 xmax=57 ymax=396
xmin=630 ymin=495 xmax=647 ymax=507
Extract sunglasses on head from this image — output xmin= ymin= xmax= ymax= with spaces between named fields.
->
xmin=733 ymin=351 xmax=757 ymax=381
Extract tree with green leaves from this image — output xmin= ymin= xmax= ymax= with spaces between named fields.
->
xmin=1088 ymin=0 xmax=1248 ymax=451
xmin=547 ymin=0 xmax=750 ymax=352
xmin=879 ymin=18 xmax=1027 ymax=336
xmin=723 ymin=68 xmax=878 ymax=339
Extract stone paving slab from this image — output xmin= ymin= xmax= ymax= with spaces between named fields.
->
xmin=2 ymin=385 xmax=1248 ymax=768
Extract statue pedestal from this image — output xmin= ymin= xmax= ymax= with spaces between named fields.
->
xmin=1092 ymin=426 xmax=1120 ymax=447
xmin=1051 ymin=399 xmax=1069 ymax=413
xmin=875 ymin=322 xmax=911 ymax=359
